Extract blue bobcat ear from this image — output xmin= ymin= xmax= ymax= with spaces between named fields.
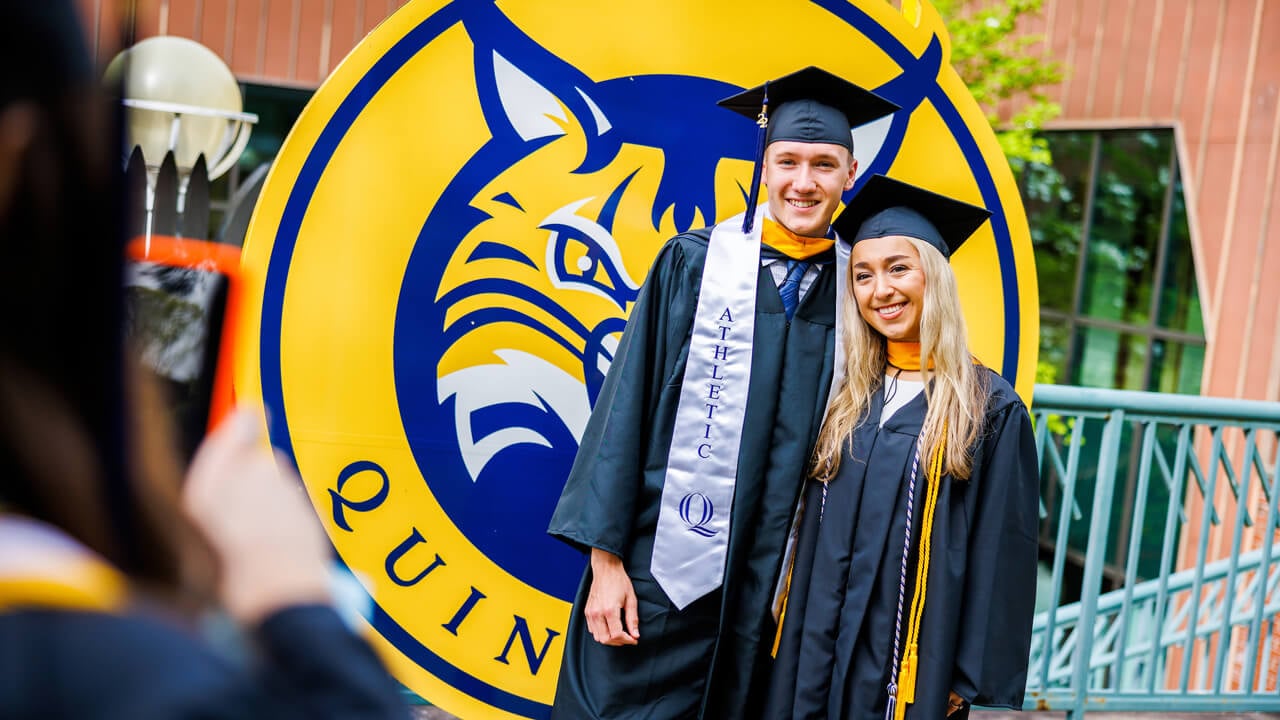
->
xmin=468 ymin=4 xmax=612 ymax=146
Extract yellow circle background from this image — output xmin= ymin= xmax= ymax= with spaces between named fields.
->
xmin=235 ymin=0 xmax=1039 ymax=717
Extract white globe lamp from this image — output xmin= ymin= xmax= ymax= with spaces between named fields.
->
xmin=104 ymin=36 xmax=258 ymax=238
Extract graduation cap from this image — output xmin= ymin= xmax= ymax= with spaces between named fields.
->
xmin=717 ymin=67 xmax=898 ymax=232
xmin=718 ymin=66 xmax=899 ymax=150
xmin=834 ymin=174 xmax=992 ymax=259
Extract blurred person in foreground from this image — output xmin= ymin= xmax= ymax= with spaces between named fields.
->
xmin=0 ymin=3 xmax=409 ymax=718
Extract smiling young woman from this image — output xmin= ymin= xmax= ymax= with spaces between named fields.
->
xmin=850 ymin=234 xmax=928 ymax=347
xmin=765 ymin=175 xmax=1041 ymax=720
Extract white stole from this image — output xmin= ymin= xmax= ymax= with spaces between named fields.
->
xmin=650 ymin=207 xmax=764 ymax=610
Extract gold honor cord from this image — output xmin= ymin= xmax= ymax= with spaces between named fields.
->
xmin=771 ymin=577 xmax=789 ymax=658
xmin=893 ymin=426 xmax=948 ymax=720
xmin=771 ymin=534 xmax=796 ymax=658
xmin=769 ymin=476 xmax=823 ymax=659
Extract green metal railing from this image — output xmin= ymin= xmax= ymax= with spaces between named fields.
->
xmin=1027 ymin=384 xmax=1280 ymax=717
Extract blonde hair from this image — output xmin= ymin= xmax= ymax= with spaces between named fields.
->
xmin=812 ymin=237 xmax=988 ymax=481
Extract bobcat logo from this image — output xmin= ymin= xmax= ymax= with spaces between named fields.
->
xmin=241 ymin=1 xmax=1036 ymax=717
xmin=396 ymin=1 xmax=914 ymax=597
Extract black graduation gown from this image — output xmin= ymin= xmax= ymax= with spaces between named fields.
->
xmin=547 ymin=228 xmax=838 ymax=719
xmin=764 ymin=368 xmax=1039 ymax=720
xmin=0 ymin=605 xmax=411 ymax=719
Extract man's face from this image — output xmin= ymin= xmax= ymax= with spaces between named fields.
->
xmin=762 ymin=140 xmax=857 ymax=238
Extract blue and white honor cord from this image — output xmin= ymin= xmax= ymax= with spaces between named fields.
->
xmin=885 ymin=439 xmax=925 ymax=720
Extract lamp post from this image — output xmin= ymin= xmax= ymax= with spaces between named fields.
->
xmin=107 ymin=36 xmax=258 ymax=453
xmin=105 ymin=35 xmax=257 ymax=246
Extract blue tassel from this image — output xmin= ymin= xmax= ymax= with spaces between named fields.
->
xmin=741 ymin=85 xmax=769 ymax=234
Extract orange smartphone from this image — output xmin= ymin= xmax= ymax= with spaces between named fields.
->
xmin=124 ymin=236 xmax=241 ymax=460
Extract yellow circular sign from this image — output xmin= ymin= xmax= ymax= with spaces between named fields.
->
xmin=236 ymin=0 xmax=1038 ymax=717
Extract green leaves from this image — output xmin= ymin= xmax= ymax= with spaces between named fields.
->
xmin=935 ymin=0 xmax=1065 ymax=171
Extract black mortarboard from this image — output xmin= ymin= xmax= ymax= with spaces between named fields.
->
xmin=718 ymin=66 xmax=899 ymax=150
xmin=716 ymin=66 xmax=896 ymax=230
xmin=717 ymin=67 xmax=898 ymax=233
xmin=834 ymin=174 xmax=992 ymax=259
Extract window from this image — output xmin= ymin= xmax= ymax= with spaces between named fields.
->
xmin=206 ymin=83 xmax=313 ymax=242
xmin=1023 ymin=129 xmax=1205 ymax=394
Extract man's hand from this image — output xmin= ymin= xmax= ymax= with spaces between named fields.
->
xmin=584 ymin=548 xmax=640 ymax=646
xmin=946 ymin=691 xmax=966 ymax=716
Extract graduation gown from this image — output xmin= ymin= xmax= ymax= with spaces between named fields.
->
xmin=0 ymin=606 xmax=412 ymax=720
xmin=764 ymin=368 xmax=1039 ymax=720
xmin=0 ymin=515 xmax=410 ymax=720
xmin=547 ymin=228 xmax=838 ymax=719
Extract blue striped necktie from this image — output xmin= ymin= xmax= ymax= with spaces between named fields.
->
xmin=779 ymin=260 xmax=810 ymax=321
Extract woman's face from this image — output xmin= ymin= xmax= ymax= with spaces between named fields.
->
xmin=850 ymin=235 xmax=926 ymax=342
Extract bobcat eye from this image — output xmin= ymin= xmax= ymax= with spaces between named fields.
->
xmin=556 ymin=231 xmax=599 ymax=281
xmin=541 ymin=212 xmax=639 ymax=308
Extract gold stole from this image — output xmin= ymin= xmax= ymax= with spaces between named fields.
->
xmin=0 ymin=516 xmax=128 ymax=613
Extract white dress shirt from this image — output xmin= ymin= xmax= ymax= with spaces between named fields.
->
xmin=762 ymin=257 xmax=823 ymax=304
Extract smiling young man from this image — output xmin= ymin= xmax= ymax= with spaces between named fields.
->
xmin=547 ymin=68 xmax=897 ymax=719
xmin=765 ymin=140 xmax=855 ymax=238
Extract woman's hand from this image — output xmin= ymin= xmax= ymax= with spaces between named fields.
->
xmin=946 ymin=691 xmax=966 ymax=716
xmin=184 ymin=409 xmax=333 ymax=625
xmin=584 ymin=548 xmax=640 ymax=646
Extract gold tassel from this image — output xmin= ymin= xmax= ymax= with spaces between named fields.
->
xmin=900 ymin=645 xmax=919 ymax=704
xmin=771 ymin=587 xmax=789 ymax=658
xmin=892 ymin=426 xmax=948 ymax=720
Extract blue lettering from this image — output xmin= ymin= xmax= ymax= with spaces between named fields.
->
xmin=707 ymin=383 xmax=721 ymax=400
xmin=384 ymin=527 xmax=445 ymax=587
xmin=718 ymin=325 xmax=731 ymax=340
xmin=705 ymin=403 xmax=717 ymax=419
xmin=713 ymin=345 xmax=728 ymax=361
xmin=442 ymin=586 xmax=486 ymax=636
xmin=697 ymin=443 xmax=712 ymax=458
xmin=703 ymin=423 xmax=712 ymax=439
xmin=718 ymin=307 xmax=734 ymax=322
xmin=329 ymin=460 xmax=390 ymax=532
xmin=494 ymin=616 xmax=561 ymax=675
xmin=711 ymin=363 xmax=725 ymax=380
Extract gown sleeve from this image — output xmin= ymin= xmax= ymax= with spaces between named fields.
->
xmin=546 ymin=238 xmax=694 ymax=558
xmin=951 ymin=396 xmax=1040 ymax=709
xmin=1 ymin=604 xmax=410 ymax=719
xmin=247 ymin=605 xmax=412 ymax=719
